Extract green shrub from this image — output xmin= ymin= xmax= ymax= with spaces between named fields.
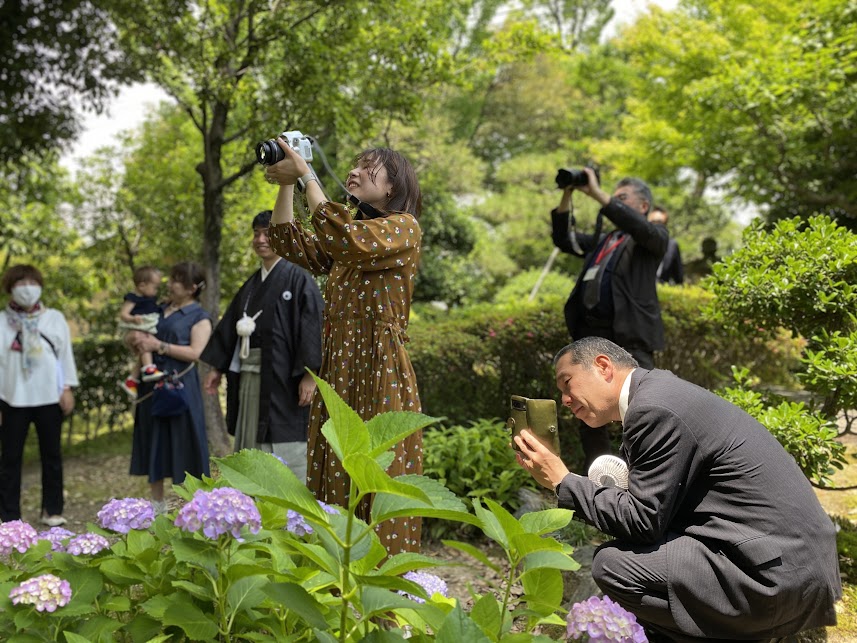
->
xmin=409 ymin=291 xmax=798 ymax=428
xmin=422 ymin=419 xmax=540 ymax=538
xmin=0 ymin=375 xmax=578 ymax=641
xmin=834 ymin=516 xmax=857 ymax=585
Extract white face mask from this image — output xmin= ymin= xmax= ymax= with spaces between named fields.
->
xmin=11 ymin=284 xmax=42 ymax=309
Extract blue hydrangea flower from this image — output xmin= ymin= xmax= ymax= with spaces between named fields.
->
xmin=400 ymin=571 xmax=449 ymax=604
xmin=37 ymin=527 xmax=75 ymax=553
xmin=66 ymin=533 xmax=110 ymax=556
xmin=174 ymin=487 xmax=261 ymax=539
xmin=0 ymin=520 xmax=38 ymax=557
xmin=9 ymin=574 xmax=72 ymax=612
xmin=566 ymin=595 xmax=648 ymax=642
xmin=269 ymin=453 xmax=289 ymax=467
xmin=286 ymin=501 xmax=338 ymax=536
xmin=97 ymin=497 xmax=155 ymax=533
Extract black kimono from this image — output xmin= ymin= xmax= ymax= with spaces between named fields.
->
xmin=200 ymin=260 xmax=324 ymax=444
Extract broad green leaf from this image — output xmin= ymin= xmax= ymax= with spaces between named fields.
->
xmin=215 ymin=449 xmax=320 ymax=515
xmin=366 ymin=411 xmax=439 ymax=457
xmin=140 ymin=594 xmax=172 ymax=619
xmin=470 ymin=593 xmax=503 ymax=640
xmin=101 ymin=595 xmax=131 ymax=612
xmin=264 ymin=582 xmax=330 ymax=630
xmin=378 ymin=552 xmax=449 ymax=576
xmin=371 ymin=474 xmax=478 ymax=525
xmin=435 ymin=603 xmax=493 ymax=643
xmin=522 ymin=550 xmax=581 ymax=572
xmin=519 ymin=508 xmax=574 ymax=535
xmin=315 ymin=510 xmax=374 ymax=564
xmin=171 ymin=537 xmax=220 ymax=576
xmin=361 ymin=630 xmax=411 ymax=642
xmin=314 ymin=373 xmax=371 ymax=459
xmin=472 ymin=500 xmax=509 ymax=549
xmin=75 ymin=614 xmax=122 ymax=641
xmin=227 ymin=575 xmax=268 ymax=612
xmin=520 ymin=567 xmax=564 ymax=617
xmin=172 ymin=579 xmax=215 ymax=601
xmin=63 ymin=634 xmax=90 ymax=643
xmin=284 ymin=540 xmax=340 ymax=576
xmin=98 ymin=558 xmax=146 ymax=585
xmin=163 ymin=594 xmax=219 ymax=641
xmin=484 ymin=498 xmax=525 ymax=543
xmin=60 ymin=568 xmax=103 ymax=617
xmin=510 ymin=532 xmax=563 ymax=558
xmin=343 ymin=453 xmax=431 ymax=502
xmin=360 ymin=586 xmax=420 ymax=617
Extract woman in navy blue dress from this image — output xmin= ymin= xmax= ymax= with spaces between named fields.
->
xmin=130 ymin=262 xmax=212 ymax=514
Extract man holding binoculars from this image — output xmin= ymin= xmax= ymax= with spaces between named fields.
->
xmin=551 ymin=167 xmax=668 ymax=470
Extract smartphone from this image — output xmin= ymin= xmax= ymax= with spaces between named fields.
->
xmin=507 ymin=395 xmax=560 ymax=455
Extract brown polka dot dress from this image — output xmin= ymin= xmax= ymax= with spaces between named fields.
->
xmin=268 ymin=201 xmax=423 ymax=555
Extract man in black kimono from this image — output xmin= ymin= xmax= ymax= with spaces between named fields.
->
xmin=201 ymin=210 xmax=324 ymax=482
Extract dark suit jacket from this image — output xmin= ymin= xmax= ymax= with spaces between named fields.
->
xmin=657 ymin=237 xmax=684 ymax=284
xmin=552 ymin=198 xmax=668 ymax=352
xmin=557 ymin=369 xmax=841 ymax=638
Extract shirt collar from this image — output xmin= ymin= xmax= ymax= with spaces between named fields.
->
xmin=260 ymin=257 xmax=282 ymax=282
xmin=618 ymin=368 xmax=636 ymax=424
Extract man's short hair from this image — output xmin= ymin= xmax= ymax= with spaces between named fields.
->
xmin=133 ymin=265 xmax=160 ymax=286
xmin=553 ymin=337 xmax=639 ymax=370
xmin=252 ymin=210 xmax=273 ymax=230
xmin=616 ymin=178 xmax=653 ymax=215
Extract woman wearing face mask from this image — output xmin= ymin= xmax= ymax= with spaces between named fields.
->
xmin=0 ymin=264 xmax=78 ymax=526
xmin=266 ymin=140 xmax=423 ymax=555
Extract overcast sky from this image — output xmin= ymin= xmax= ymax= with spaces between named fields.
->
xmin=60 ymin=0 xmax=678 ymax=173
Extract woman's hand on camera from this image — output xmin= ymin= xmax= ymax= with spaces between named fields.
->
xmin=265 ymin=139 xmax=311 ymax=185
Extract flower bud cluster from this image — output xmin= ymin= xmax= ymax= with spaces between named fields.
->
xmin=97 ymin=497 xmax=155 ymax=533
xmin=566 ymin=595 xmax=647 ymax=642
xmin=9 ymin=574 xmax=72 ymax=612
xmin=0 ymin=520 xmax=38 ymax=557
xmin=400 ymin=571 xmax=449 ymax=604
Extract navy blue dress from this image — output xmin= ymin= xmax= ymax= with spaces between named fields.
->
xmin=130 ymin=302 xmax=211 ymax=484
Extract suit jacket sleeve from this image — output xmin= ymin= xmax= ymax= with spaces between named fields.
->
xmin=601 ymin=198 xmax=669 ymax=259
xmin=556 ymin=403 xmax=700 ymax=544
xmin=551 ymin=209 xmax=603 ymax=256
xmin=199 ymin=282 xmax=246 ymax=372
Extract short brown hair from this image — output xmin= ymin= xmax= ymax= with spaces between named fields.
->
xmin=133 ymin=265 xmax=161 ymax=286
xmin=2 ymin=264 xmax=44 ymax=294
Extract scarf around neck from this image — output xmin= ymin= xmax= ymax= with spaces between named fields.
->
xmin=6 ymin=301 xmax=46 ymax=377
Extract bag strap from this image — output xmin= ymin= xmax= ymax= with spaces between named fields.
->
xmin=133 ymin=362 xmax=196 ymax=406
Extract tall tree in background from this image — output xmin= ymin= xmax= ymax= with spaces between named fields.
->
xmin=0 ymin=0 xmax=134 ymax=162
xmin=614 ymin=0 xmax=856 ymax=228
xmin=106 ymin=0 xmax=473 ymax=318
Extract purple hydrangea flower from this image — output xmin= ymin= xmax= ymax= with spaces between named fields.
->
xmin=269 ymin=453 xmax=289 ymax=467
xmin=0 ymin=520 xmax=39 ymax=557
xmin=286 ymin=501 xmax=338 ymax=536
xmin=9 ymin=574 xmax=72 ymax=612
xmin=566 ymin=595 xmax=648 ymax=643
xmin=66 ymin=533 xmax=110 ymax=556
xmin=174 ymin=487 xmax=261 ymax=539
xmin=37 ymin=527 xmax=75 ymax=553
xmin=97 ymin=497 xmax=155 ymax=533
xmin=399 ymin=571 xmax=449 ymax=604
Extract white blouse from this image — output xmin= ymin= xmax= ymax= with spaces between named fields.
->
xmin=0 ymin=308 xmax=79 ymax=407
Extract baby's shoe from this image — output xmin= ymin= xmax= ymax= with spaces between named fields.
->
xmin=141 ymin=365 xmax=166 ymax=382
xmin=120 ymin=377 xmax=139 ymax=398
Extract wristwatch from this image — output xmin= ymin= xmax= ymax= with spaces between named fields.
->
xmin=296 ymin=172 xmax=318 ymax=193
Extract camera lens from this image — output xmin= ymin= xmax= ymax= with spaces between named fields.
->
xmin=255 ymin=139 xmax=285 ymax=166
xmin=556 ymin=168 xmax=588 ymax=189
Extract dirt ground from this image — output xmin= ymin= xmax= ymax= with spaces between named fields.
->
xmin=16 ymin=432 xmax=857 ymax=641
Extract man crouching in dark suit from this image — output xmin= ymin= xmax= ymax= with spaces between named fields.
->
xmin=513 ymin=336 xmax=841 ymax=643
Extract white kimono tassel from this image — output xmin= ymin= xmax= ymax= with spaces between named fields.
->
xmin=236 ymin=311 xmax=263 ymax=359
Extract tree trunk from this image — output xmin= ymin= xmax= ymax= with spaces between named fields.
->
xmin=197 ymin=100 xmax=232 ymax=458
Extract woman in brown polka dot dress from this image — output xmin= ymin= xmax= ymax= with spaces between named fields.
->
xmin=265 ymin=139 xmax=423 ymax=555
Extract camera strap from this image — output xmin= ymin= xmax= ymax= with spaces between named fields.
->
xmin=310 ymin=138 xmax=386 ymax=219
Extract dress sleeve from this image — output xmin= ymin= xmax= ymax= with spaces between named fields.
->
xmin=268 ymin=219 xmax=334 ymax=276
xmin=311 ymin=201 xmax=421 ymax=272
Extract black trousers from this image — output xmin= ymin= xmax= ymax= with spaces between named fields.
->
xmin=577 ymin=342 xmax=654 ymax=472
xmin=0 ymin=402 xmax=64 ymax=521
xmin=592 ymin=540 xmax=780 ymax=643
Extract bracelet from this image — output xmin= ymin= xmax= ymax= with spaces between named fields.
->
xmin=158 ymin=341 xmax=168 ymax=355
xmin=296 ymin=172 xmax=317 ymax=193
